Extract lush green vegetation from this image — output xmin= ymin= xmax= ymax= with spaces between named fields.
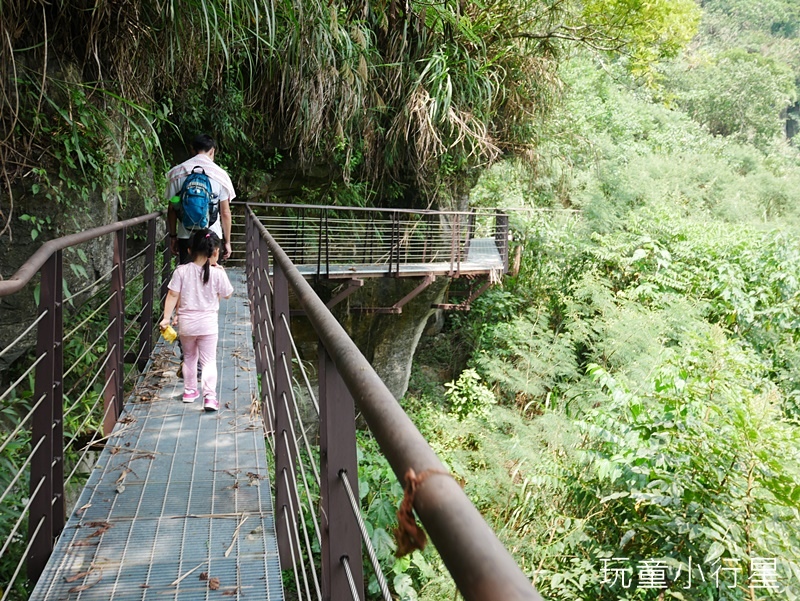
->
xmin=349 ymin=1 xmax=800 ymax=600
xmin=0 ymin=0 xmax=702 ymax=241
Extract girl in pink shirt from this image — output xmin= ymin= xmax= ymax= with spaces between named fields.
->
xmin=160 ymin=230 xmax=234 ymax=411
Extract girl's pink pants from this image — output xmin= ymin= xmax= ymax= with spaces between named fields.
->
xmin=181 ymin=333 xmax=219 ymax=401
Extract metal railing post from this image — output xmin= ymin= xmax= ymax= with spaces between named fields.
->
xmin=319 ymin=345 xmax=363 ymax=601
xmin=246 ymin=212 xmax=256 ymax=303
xmin=51 ymin=253 xmax=65 ymax=541
xmin=390 ymin=211 xmax=400 ymax=276
xmin=138 ymin=219 xmax=157 ymax=370
xmin=273 ymin=261 xmax=298 ymax=564
xmin=324 ymin=210 xmax=331 ymax=277
xmin=27 ymin=250 xmax=63 ymax=582
xmin=448 ymin=213 xmax=458 ymax=276
xmin=104 ymin=229 xmax=126 ymax=435
xmin=257 ymin=233 xmax=273 ymax=428
xmin=494 ymin=212 xmax=509 ymax=273
xmin=316 ymin=211 xmax=324 ymax=278
xmin=464 ymin=209 xmax=476 ymax=255
xmin=160 ymin=235 xmax=172 ymax=306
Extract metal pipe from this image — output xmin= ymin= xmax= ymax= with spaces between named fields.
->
xmin=247 ymin=206 xmax=542 ymax=601
xmin=240 ymin=200 xmax=479 ymax=217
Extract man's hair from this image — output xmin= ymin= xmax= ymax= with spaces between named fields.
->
xmin=190 ymin=134 xmax=216 ymax=153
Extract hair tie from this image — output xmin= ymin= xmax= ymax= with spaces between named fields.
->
xmin=205 ymin=233 xmax=211 ymax=238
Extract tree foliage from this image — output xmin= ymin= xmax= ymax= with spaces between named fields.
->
xmin=0 ymin=0 xmax=703 ymax=241
xmin=412 ymin=3 xmax=800 ymax=600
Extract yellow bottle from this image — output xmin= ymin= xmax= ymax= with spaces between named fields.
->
xmin=161 ymin=325 xmax=177 ymax=343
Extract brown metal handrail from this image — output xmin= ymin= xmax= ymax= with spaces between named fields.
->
xmin=0 ymin=212 xmax=161 ymax=296
xmin=245 ymin=205 xmax=541 ymax=601
xmin=0 ymin=211 xmax=169 ymax=592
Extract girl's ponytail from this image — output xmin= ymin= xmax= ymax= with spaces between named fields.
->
xmin=189 ymin=229 xmax=222 ymax=284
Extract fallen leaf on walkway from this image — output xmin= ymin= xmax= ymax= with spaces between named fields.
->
xmin=67 ymin=568 xmax=102 ymax=592
xmin=246 ymin=472 xmax=264 ymax=486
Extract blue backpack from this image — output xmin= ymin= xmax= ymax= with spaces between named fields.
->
xmin=179 ymin=166 xmax=219 ymax=230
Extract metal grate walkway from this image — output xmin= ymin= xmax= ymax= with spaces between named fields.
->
xmin=28 ymin=268 xmax=284 ymax=600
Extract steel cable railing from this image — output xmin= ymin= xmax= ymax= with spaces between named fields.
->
xmin=280 ymin=389 xmax=322 ymax=539
xmin=0 ymin=517 xmax=43 ymax=601
xmin=243 ymin=202 xmax=511 ymax=278
xmin=0 ymin=352 xmax=46 ymax=405
xmin=61 ymin=264 xmax=116 ymax=305
xmin=0 ymin=436 xmax=45 ymax=508
xmin=341 ymin=556 xmax=361 ymax=601
xmin=0 ymin=477 xmax=45 ymax=566
xmin=339 ymin=471 xmax=393 ymax=601
xmin=0 ymin=212 xmax=165 ymax=597
xmin=61 ymin=357 xmax=116 ymax=462
xmin=280 ymin=353 xmax=321 ymax=486
xmin=245 ymin=204 xmax=541 ymax=601
xmin=281 ymin=465 xmax=318 ymax=601
xmin=63 ymin=293 xmax=115 ymax=341
xmin=282 ymin=313 xmax=320 ymax=415
xmin=0 ymin=313 xmax=46 ymax=361
xmin=281 ymin=507 xmax=305 ymax=598
xmin=0 ymin=393 xmax=45 ymax=457
xmin=274 ymin=319 xmax=323 ymax=598
xmin=62 ymin=316 xmax=117 ymax=413
xmin=62 ymin=320 xmax=114 ymax=383
xmin=63 ymin=392 xmax=115 ymax=486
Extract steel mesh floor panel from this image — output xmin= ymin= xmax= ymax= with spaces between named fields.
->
xmin=29 ymin=269 xmax=284 ymax=601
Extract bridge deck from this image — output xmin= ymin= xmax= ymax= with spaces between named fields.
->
xmin=29 ymin=269 xmax=284 ymax=601
xmin=293 ymin=237 xmax=505 ymax=278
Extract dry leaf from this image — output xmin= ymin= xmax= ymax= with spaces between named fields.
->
xmin=208 ymin=577 xmax=221 ymax=590
xmin=67 ymin=568 xmax=102 ymax=592
xmin=64 ymin=569 xmax=94 ymax=583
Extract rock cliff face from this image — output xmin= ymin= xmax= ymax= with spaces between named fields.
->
xmin=0 ymin=160 xmax=157 ymax=377
xmin=288 ymin=276 xmax=450 ymax=400
xmin=334 ymin=277 xmax=450 ymax=400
